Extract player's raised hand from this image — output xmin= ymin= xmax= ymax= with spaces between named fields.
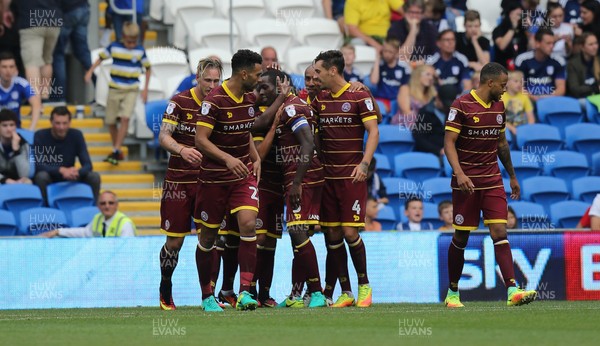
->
xmin=180 ymin=147 xmax=202 ymax=164
xmin=289 ymin=182 xmax=302 ymax=210
xmin=456 ymin=172 xmax=475 ymax=194
xmin=225 ymin=156 xmax=249 ymax=178
xmin=276 ymin=75 xmax=291 ymax=96
xmin=351 ymin=162 xmax=369 ymax=183
xmin=509 ymin=177 xmax=520 ymax=200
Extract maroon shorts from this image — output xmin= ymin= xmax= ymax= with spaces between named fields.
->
xmin=160 ymin=181 xmax=197 ymax=237
xmin=452 ymin=187 xmax=508 ymax=231
xmin=320 ymin=179 xmax=367 ymax=228
xmin=194 ymin=175 xmax=259 ymax=228
xmin=218 ymin=211 xmax=239 ymax=236
xmin=286 ymin=185 xmax=322 ymax=229
xmin=256 ymin=188 xmax=284 ymax=239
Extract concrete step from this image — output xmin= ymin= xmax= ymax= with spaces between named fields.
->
xmin=88 ymin=146 xmax=129 ymax=158
xmin=119 ymin=201 xmax=160 ymax=213
xmin=130 ymin=215 xmax=161 ymax=228
xmin=107 ymin=188 xmax=158 ymax=200
xmin=21 ymin=105 xmax=93 ymax=117
xmin=84 ymin=133 xmax=111 ymax=144
xmin=78 ymin=160 xmax=143 ymax=173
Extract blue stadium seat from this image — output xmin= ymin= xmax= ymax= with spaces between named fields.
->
xmin=572 ymin=176 xmax=600 ymax=203
xmin=504 ymin=127 xmax=514 ymax=149
xmin=16 ymin=128 xmax=34 ymax=144
xmin=19 ymin=207 xmax=68 ymax=236
xmin=373 ymin=153 xmax=392 ymax=178
xmin=375 ymin=205 xmax=397 ymax=230
xmin=509 ymin=201 xmax=549 ymax=230
xmin=565 ymin=123 xmax=600 ymax=165
xmin=382 ymin=177 xmax=419 ymax=219
xmin=47 ymin=182 xmax=95 ymax=214
xmin=0 ymin=210 xmax=17 ymax=236
xmin=0 ymin=184 xmax=43 ymax=215
xmin=585 ymin=99 xmax=600 ymax=124
xmin=516 ymin=124 xmax=563 ymax=151
xmin=550 ymin=200 xmax=589 ymax=229
xmin=442 ymin=155 xmax=453 ymax=177
xmin=536 ymin=96 xmax=583 ymax=135
xmin=509 ymin=150 xmax=542 ymax=186
xmin=422 ymin=202 xmax=443 ymax=229
xmin=378 ymin=126 xmax=414 ymax=164
xmin=593 ymin=152 xmax=600 ymax=176
xmin=393 ymin=152 xmax=441 ymax=181
xmin=422 ymin=177 xmax=452 ymax=204
xmin=145 ymin=99 xmax=170 ymax=160
xmin=542 ymin=151 xmax=589 ymax=183
xmin=503 ymin=178 xmax=511 ymax=199
xmin=70 ymin=206 xmax=100 ymax=227
xmin=522 ymin=176 xmax=570 ymax=213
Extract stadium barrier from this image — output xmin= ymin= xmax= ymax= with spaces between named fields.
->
xmin=1 ymin=231 xmax=598 ymax=309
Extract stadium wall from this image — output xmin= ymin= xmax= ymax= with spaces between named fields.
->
xmin=1 ymin=231 xmax=599 ymax=309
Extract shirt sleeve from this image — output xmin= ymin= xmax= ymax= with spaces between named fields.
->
xmin=356 ymin=92 xmax=378 ymax=123
xmin=58 ymin=223 xmax=93 ymax=237
xmin=589 ymin=194 xmax=600 ymax=217
xmin=555 ymin=60 xmax=566 ymax=80
xmin=197 ymin=96 xmax=218 ymax=130
xmin=24 ymin=81 xmax=36 ymax=99
xmin=162 ymin=96 xmax=182 ymax=126
xmin=343 ymin=0 xmax=360 ymax=26
xmin=445 ymin=100 xmax=465 ymax=134
xmin=283 ymin=104 xmax=310 ymax=133
xmin=119 ymin=221 xmax=136 ymax=237
xmin=98 ymin=43 xmax=112 ymax=60
xmin=140 ymin=48 xmax=151 ymax=69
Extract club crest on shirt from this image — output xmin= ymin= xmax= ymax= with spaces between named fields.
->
xmin=448 ymin=109 xmax=457 ymax=121
xmin=285 ymin=105 xmax=296 ymax=117
xmin=452 ymin=66 xmax=460 ymax=75
xmin=546 ymin=65 xmax=554 ymax=75
xmin=395 ymin=70 xmax=403 ymax=79
xmin=201 ymin=102 xmax=211 ymax=115
xmin=455 ymin=214 xmax=464 ymax=225
xmin=166 ymin=102 xmax=176 ymax=115
xmin=496 ymin=114 xmax=503 ymax=124
xmin=248 ymin=107 xmax=255 ymax=117
xmin=341 ymin=102 xmax=351 ymax=112
xmin=365 ymin=99 xmax=374 ymax=111
xmin=11 ymin=91 xmax=18 ymax=99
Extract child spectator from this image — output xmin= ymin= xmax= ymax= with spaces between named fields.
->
xmin=456 ymin=10 xmax=491 ymax=73
xmin=0 ymin=109 xmax=30 ymax=184
xmin=438 ymin=200 xmax=453 ymax=230
xmin=501 ymin=70 xmax=535 ymax=136
xmin=341 ymin=43 xmax=362 ymax=83
xmin=85 ymin=22 xmax=151 ymax=165
xmin=369 ymin=38 xmax=410 ymax=115
xmin=365 ymin=196 xmax=383 ymax=232
xmin=396 ymin=197 xmax=434 ymax=231
xmin=507 ymin=205 xmax=518 ymax=229
xmin=367 ymin=157 xmax=389 ymax=204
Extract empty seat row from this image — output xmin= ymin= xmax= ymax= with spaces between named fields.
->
xmin=0 ymin=206 xmax=99 ymax=236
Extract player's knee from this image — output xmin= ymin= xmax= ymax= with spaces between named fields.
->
xmin=238 ymin=218 xmax=256 ymax=235
xmin=453 ymin=230 xmax=470 ymax=247
xmin=342 ymin=227 xmax=359 ymax=241
xmin=198 ymin=228 xmax=217 ymax=247
xmin=489 ymin=224 xmax=507 ymax=240
xmin=166 ymin=237 xmax=184 ymax=252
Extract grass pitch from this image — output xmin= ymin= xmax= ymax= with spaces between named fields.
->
xmin=1 ymin=301 xmax=598 ymax=346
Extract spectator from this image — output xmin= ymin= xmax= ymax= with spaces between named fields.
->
xmin=52 ymin=0 xmax=92 ymax=103
xmin=492 ymin=3 xmax=529 ymax=69
xmin=85 ymin=21 xmax=150 ymax=165
xmin=10 ymin=0 xmax=61 ymax=101
xmin=392 ymin=64 xmax=436 ymax=127
xmin=341 ymin=43 xmax=362 ymax=83
xmin=426 ymin=30 xmax=472 ymax=94
xmin=507 ymin=205 xmax=518 ymax=229
xmin=108 ymin=0 xmax=145 ymax=44
xmin=502 ymin=70 xmax=535 ymax=136
xmin=260 ymin=46 xmax=278 ymax=71
xmin=412 ymin=84 xmax=459 ymax=157
xmin=388 ymin=0 xmax=438 ymax=64
xmin=545 ymin=2 xmax=573 ymax=59
xmin=567 ymin=32 xmax=600 ymax=100
xmin=444 ymin=0 xmax=467 ymax=31
xmin=590 ymin=193 xmax=600 ymax=230
xmin=424 ymin=0 xmax=449 ymax=32
xmin=396 ymin=197 xmax=434 ymax=231
xmin=322 ymin=0 xmax=346 ymax=33
xmin=438 ymin=200 xmax=453 ymax=230
xmin=345 ymin=0 xmax=404 ymax=52
xmin=0 ymin=109 xmax=30 ymax=184
xmin=364 ymin=196 xmax=382 ymax=231
xmin=574 ymin=0 xmax=600 ymax=43
xmin=39 ymin=191 xmax=137 ymax=237
xmin=33 ymin=106 xmax=100 ymax=204
xmin=456 ymin=10 xmax=491 ymax=73
xmin=0 ymin=51 xmax=41 ymax=130
xmin=471 ymin=70 xmax=481 ymax=88
xmin=0 ymin=0 xmax=25 ymax=76
xmin=563 ymin=0 xmax=583 ymax=25
xmin=515 ymin=28 xmax=566 ymax=102
xmin=367 ymin=157 xmax=389 ymax=204
xmin=369 ymin=38 xmax=411 ymax=115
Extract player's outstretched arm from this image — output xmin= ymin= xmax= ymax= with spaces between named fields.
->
xmin=195 ymin=125 xmax=249 ymax=178
xmin=497 ymin=131 xmax=520 ymax=200
xmin=444 ymin=130 xmax=474 ymax=194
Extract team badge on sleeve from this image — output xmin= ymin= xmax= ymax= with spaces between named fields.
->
xmin=166 ymin=102 xmax=176 ymax=115
xmin=201 ymin=102 xmax=211 ymax=115
xmin=285 ymin=105 xmax=296 ymax=117
xmin=365 ymin=99 xmax=374 ymax=111
xmin=448 ymin=109 xmax=457 ymax=121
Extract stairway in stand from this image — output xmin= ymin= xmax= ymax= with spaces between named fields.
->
xmin=22 ymin=106 xmax=162 ymax=236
